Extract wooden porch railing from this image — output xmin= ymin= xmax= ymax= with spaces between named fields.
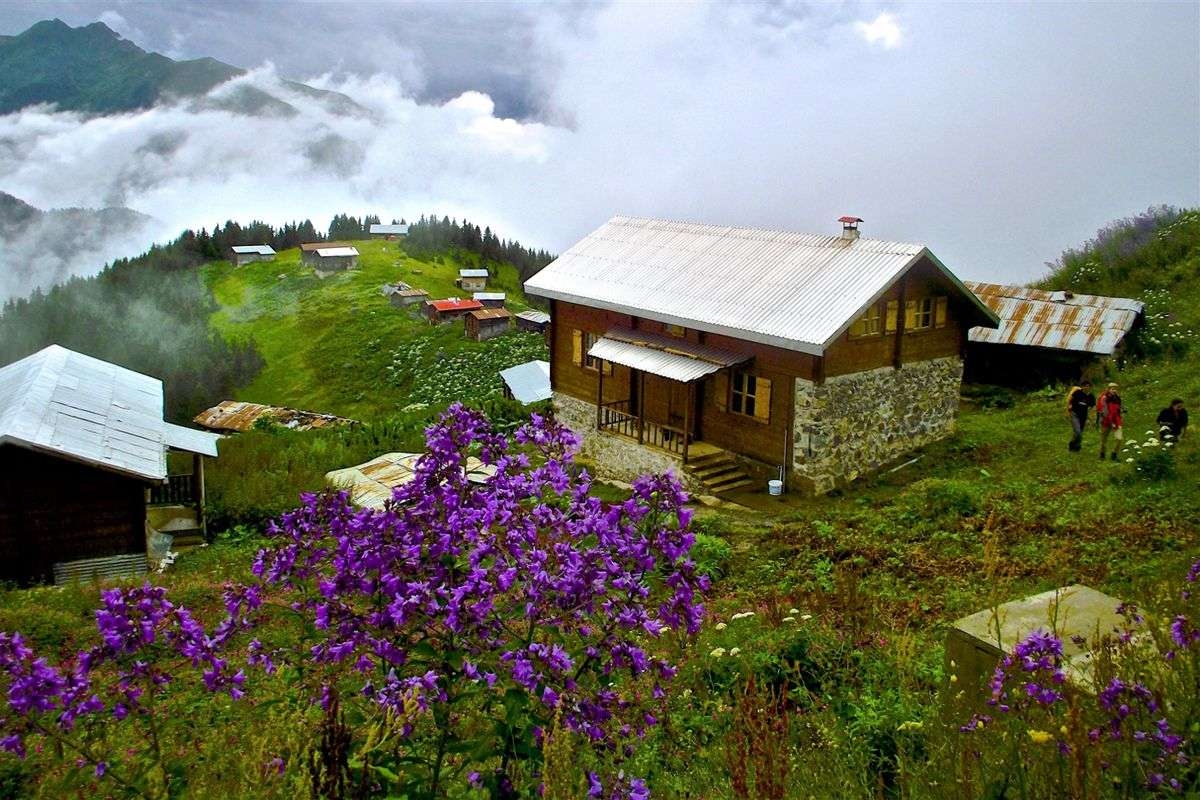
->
xmin=597 ymin=400 xmax=692 ymax=460
xmin=149 ymin=474 xmax=197 ymax=506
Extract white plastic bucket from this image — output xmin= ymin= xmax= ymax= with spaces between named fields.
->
xmin=767 ymin=479 xmax=783 ymax=496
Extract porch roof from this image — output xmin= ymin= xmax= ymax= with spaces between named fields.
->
xmin=588 ymin=328 xmax=751 ymax=382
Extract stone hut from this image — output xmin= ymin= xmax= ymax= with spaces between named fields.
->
xmin=524 ymin=215 xmax=998 ymax=495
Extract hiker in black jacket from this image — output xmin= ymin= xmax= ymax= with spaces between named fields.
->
xmin=1157 ymin=399 xmax=1189 ymax=441
xmin=1067 ymin=381 xmax=1096 ymax=452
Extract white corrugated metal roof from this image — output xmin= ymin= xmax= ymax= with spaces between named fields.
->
xmin=589 ymin=328 xmax=751 ymax=383
xmin=525 ymin=215 xmax=996 ymax=355
xmin=459 ymin=269 xmax=489 ymax=278
xmin=370 ymin=224 xmax=409 ymax=235
xmin=499 ymin=360 xmax=551 ymax=404
xmin=473 ymin=292 xmax=506 ymax=301
xmin=231 ymin=245 xmax=276 ymax=255
xmin=0 ymin=345 xmax=216 ymax=481
xmin=515 ymin=310 xmax=551 ymax=325
xmin=965 ymin=282 xmax=1144 ymax=355
xmin=163 ymin=422 xmax=220 ymax=457
xmin=316 ymin=247 xmax=359 ymax=258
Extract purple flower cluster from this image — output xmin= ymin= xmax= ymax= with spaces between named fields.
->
xmin=987 ymin=629 xmax=1066 ymax=713
xmin=1092 ymin=678 xmax=1187 ymax=790
xmin=250 ymin=405 xmax=706 ymax=796
xmin=0 ymin=583 xmax=247 ymax=764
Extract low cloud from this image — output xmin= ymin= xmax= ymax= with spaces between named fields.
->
xmin=0 ymin=3 xmax=1196 ymax=302
xmin=855 ymin=12 xmax=903 ymax=49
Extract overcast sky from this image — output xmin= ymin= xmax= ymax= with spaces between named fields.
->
xmin=1 ymin=1 xmax=1197 ymax=296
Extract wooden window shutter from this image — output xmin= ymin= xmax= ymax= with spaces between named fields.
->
xmin=753 ymin=376 xmax=772 ymax=422
xmin=885 ymin=301 xmax=899 ymax=333
xmin=713 ymin=370 xmax=729 ymax=412
xmin=604 ymin=359 xmax=613 ymax=376
xmin=572 ymin=329 xmax=583 ymax=366
xmin=904 ymin=300 xmax=917 ymax=330
xmin=935 ymin=296 xmax=948 ymax=328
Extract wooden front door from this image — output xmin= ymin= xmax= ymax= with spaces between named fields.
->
xmin=638 ymin=374 xmax=697 ymax=438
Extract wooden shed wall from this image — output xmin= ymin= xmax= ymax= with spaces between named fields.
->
xmin=0 ymin=446 xmax=146 ymax=586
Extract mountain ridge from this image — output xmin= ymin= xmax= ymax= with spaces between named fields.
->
xmin=0 ymin=18 xmax=362 ymax=117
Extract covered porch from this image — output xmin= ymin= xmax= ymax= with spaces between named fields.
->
xmin=587 ymin=328 xmax=750 ymax=465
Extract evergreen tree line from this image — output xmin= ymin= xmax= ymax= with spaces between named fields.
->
xmin=0 ymin=231 xmax=265 ymax=423
xmin=404 ymin=215 xmax=555 ymax=284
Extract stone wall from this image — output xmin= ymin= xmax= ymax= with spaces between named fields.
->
xmin=553 ymin=393 xmax=705 ymax=494
xmin=792 ymin=356 xmax=963 ymax=494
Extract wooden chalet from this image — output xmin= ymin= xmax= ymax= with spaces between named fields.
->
xmin=515 ymin=309 xmax=551 ymax=336
xmin=465 ymin=308 xmax=512 ymax=341
xmin=229 ymin=244 xmax=276 ymax=267
xmin=473 ymin=292 xmax=507 ymax=308
xmin=424 ymin=298 xmax=483 ymax=325
xmin=525 ymin=215 xmax=999 ymax=494
xmin=0 ymin=346 xmax=220 ymax=585
xmin=456 ymin=269 xmax=489 ymax=292
xmin=382 ymin=282 xmax=430 ymax=308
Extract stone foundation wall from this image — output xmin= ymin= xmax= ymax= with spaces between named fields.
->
xmin=792 ymin=356 xmax=963 ymax=494
xmin=553 ymin=393 xmax=705 ymax=494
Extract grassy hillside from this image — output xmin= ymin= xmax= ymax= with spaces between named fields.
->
xmin=204 ymin=239 xmax=543 ymax=422
xmin=3 ymin=209 xmax=1199 ymax=798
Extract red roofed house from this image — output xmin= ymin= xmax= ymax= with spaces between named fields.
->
xmin=524 ymin=215 xmax=998 ymax=495
xmin=424 ymin=298 xmax=484 ymax=325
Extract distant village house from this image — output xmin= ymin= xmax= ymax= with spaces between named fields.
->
xmin=382 ymin=282 xmax=430 ymax=308
xmin=229 ymin=244 xmax=276 ymax=267
xmin=424 ymin=298 xmax=483 ymax=325
xmin=369 ymin=223 xmax=410 ymax=239
xmin=515 ymin=309 xmax=551 ymax=337
xmin=465 ymin=308 xmax=512 ymax=341
xmin=0 ymin=346 xmax=220 ymax=586
xmin=963 ymin=282 xmax=1145 ymax=385
xmin=456 ymin=269 xmax=489 ymax=292
xmin=300 ymin=242 xmax=360 ymax=275
xmin=473 ymin=292 xmax=506 ymax=308
xmin=524 ymin=215 xmax=998 ymax=495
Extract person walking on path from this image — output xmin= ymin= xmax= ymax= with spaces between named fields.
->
xmin=1097 ymin=383 xmax=1124 ymax=461
xmin=1156 ymin=398 xmax=1189 ymax=441
xmin=1067 ymin=381 xmax=1096 ymax=452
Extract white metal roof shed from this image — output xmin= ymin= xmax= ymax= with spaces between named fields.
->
xmin=231 ymin=245 xmax=276 ymax=255
xmin=0 ymin=345 xmax=220 ymax=481
xmin=515 ymin=310 xmax=551 ymax=325
xmin=459 ymin=269 xmax=489 ymax=278
xmin=370 ymin=224 xmax=410 ymax=235
xmin=525 ymin=215 xmax=998 ymax=356
xmin=473 ymin=292 xmax=506 ymax=302
xmin=499 ymin=360 xmax=552 ymax=404
xmin=316 ymin=247 xmax=360 ymax=258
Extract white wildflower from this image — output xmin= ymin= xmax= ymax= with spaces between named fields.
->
xmin=729 ymin=647 xmax=741 ymax=656
xmin=789 ymin=608 xmax=800 ymax=614
xmin=715 ymin=622 xmax=727 ymax=630
xmin=782 ymin=616 xmax=796 ymax=623
xmin=710 ymin=647 xmax=727 ymax=658
xmin=801 ymin=614 xmax=813 ymax=621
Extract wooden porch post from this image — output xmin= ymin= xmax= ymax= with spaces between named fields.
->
xmin=683 ymin=381 xmax=693 ymax=465
xmin=596 ymin=361 xmax=604 ymax=430
xmin=194 ymin=453 xmax=206 ymax=537
xmin=638 ymin=370 xmax=645 ymax=444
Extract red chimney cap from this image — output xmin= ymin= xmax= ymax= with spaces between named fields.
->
xmin=838 ymin=216 xmax=863 ymax=224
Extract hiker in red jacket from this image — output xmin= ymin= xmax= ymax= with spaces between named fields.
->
xmin=1097 ymin=383 xmax=1124 ymax=461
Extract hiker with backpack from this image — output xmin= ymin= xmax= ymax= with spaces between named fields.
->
xmin=1066 ymin=381 xmax=1096 ymax=452
xmin=1097 ymin=383 xmax=1124 ymax=461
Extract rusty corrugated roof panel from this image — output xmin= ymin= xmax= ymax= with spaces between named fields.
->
xmin=524 ymin=215 xmax=996 ymax=356
xmin=326 ymin=452 xmax=496 ymax=510
xmin=964 ymin=281 xmax=1144 ymax=355
xmin=468 ymin=308 xmax=512 ymax=321
xmin=193 ymin=400 xmax=358 ymax=433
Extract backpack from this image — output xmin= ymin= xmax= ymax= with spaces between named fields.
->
xmin=1066 ymin=386 xmax=1082 ymax=413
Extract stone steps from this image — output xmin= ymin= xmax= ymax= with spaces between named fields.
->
xmin=686 ymin=449 xmax=753 ymax=495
